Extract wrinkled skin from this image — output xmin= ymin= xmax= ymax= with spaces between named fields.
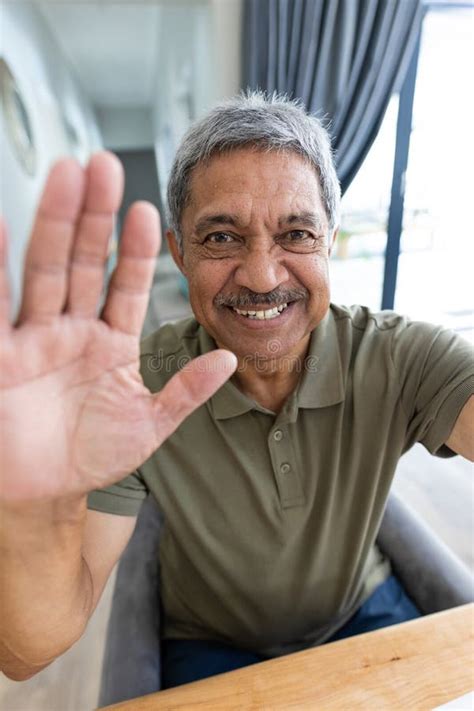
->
xmin=0 ymin=152 xmax=236 ymax=504
xmin=172 ymin=148 xmax=336 ymax=362
xmin=168 ymin=148 xmax=337 ymax=409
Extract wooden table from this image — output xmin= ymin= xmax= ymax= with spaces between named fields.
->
xmin=100 ymin=603 xmax=474 ymax=710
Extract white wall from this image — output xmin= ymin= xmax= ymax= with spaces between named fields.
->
xmin=0 ymin=2 xmax=102 ymax=316
xmin=0 ymin=0 xmax=242 ymax=312
xmin=153 ymin=0 xmax=242 ymax=208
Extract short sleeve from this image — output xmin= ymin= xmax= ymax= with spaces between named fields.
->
xmin=87 ymin=470 xmax=148 ymax=516
xmin=391 ymin=320 xmax=474 ymax=456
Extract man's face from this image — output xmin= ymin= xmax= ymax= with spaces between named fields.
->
xmin=169 ymin=147 xmax=336 ymax=361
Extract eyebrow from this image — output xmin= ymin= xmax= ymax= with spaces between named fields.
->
xmin=280 ymin=212 xmax=326 ymax=232
xmin=194 ymin=211 xmax=327 ymax=234
xmin=194 ymin=214 xmax=242 ymax=234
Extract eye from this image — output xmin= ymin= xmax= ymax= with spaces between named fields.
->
xmin=278 ymin=230 xmax=321 ymax=253
xmin=205 ymin=232 xmax=236 ymax=244
xmin=287 ymin=230 xmax=309 ymax=241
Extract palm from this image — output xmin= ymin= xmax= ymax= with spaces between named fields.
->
xmin=0 ymin=153 xmax=235 ymax=504
xmin=3 ymin=318 xmax=150 ymax=500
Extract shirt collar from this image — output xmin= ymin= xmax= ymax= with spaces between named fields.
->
xmin=200 ymin=306 xmax=345 ymax=421
xmin=296 ymin=307 xmax=345 ymax=410
xmin=199 ymin=328 xmax=260 ymax=420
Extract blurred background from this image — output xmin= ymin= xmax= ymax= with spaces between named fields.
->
xmin=0 ymin=1 xmax=472 ymax=709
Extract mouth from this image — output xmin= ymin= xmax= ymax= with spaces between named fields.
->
xmin=227 ymin=301 xmax=296 ymax=322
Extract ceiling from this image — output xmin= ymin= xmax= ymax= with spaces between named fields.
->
xmin=35 ymin=1 xmax=213 ymax=108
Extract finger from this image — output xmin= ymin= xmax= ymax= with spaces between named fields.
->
xmin=17 ymin=158 xmax=86 ymax=325
xmin=0 ymin=217 xmax=11 ymax=332
xmin=101 ymin=201 xmax=161 ymax=336
xmin=152 ymin=350 xmax=238 ymax=445
xmin=67 ymin=152 xmax=124 ymax=317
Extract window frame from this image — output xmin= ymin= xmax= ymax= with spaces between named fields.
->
xmin=381 ymin=1 xmax=471 ymax=309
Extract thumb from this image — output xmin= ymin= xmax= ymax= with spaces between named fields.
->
xmin=151 ymin=349 xmax=237 ymax=445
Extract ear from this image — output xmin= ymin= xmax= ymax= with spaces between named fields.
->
xmin=166 ymin=230 xmax=187 ymax=276
xmin=328 ymin=227 xmax=339 ymax=257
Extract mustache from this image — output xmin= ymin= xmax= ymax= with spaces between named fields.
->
xmin=214 ymin=286 xmax=309 ymax=309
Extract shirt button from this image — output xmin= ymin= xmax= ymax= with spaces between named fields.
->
xmin=273 ymin=429 xmax=283 ymax=441
xmin=280 ymin=463 xmax=291 ymax=474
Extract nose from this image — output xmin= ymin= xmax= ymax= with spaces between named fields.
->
xmin=233 ymin=243 xmax=290 ymax=294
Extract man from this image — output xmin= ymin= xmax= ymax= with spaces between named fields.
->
xmin=1 ymin=93 xmax=473 ymax=688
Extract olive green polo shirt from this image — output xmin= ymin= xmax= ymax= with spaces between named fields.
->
xmin=88 ymin=304 xmax=473 ymax=656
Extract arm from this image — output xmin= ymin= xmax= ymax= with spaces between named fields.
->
xmin=445 ymin=395 xmax=474 ymax=462
xmin=0 ymin=505 xmax=135 ymax=681
xmin=0 ymin=153 xmax=236 ymax=681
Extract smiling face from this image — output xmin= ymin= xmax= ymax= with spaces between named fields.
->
xmin=168 ymin=147 xmax=337 ymax=362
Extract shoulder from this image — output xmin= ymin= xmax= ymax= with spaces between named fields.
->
xmin=140 ymin=316 xmax=201 ymax=357
xmin=329 ymin=304 xmax=406 ymax=366
xmin=138 ymin=317 xmax=203 ymax=391
xmin=330 ymin=303 xmax=450 ymax=347
xmin=328 ymin=303 xmax=467 ymax=372
xmin=330 ymin=303 xmax=472 ymax=373
xmin=330 ymin=303 xmax=408 ymax=333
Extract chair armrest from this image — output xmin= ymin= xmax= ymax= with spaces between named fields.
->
xmin=377 ymin=493 xmax=474 ymax=614
xmin=98 ymin=495 xmax=164 ymax=707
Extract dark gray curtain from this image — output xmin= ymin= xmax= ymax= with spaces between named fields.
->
xmin=243 ymin=0 xmax=424 ymax=193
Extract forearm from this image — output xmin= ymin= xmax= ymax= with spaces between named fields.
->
xmin=0 ymin=495 xmax=93 ymax=679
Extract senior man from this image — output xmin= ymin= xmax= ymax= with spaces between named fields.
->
xmin=1 ymin=93 xmax=473 ymax=687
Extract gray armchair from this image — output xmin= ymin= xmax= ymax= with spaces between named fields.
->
xmin=98 ymin=493 xmax=474 ymax=708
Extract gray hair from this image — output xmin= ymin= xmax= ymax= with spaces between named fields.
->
xmin=167 ymin=90 xmax=341 ymax=251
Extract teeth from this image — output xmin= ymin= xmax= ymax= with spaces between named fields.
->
xmin=234 ymin=303 xmax=289 ymax=319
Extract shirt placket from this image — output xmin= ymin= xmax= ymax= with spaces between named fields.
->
xmin=267 ymin=397 xmax=305 ymax=509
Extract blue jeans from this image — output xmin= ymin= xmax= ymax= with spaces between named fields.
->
xmin=161 ymin=574 xmax=421 ymax=689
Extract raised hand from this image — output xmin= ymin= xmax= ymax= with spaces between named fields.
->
xmin=0 ymin=152 xmax=236 ymax=503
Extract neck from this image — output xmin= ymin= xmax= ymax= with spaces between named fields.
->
xmin=231 ymin=336 xmax=310 ymax=412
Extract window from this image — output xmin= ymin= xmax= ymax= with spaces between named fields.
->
xmin=331 ymin=4 xmax=473 ymax=343
xmin=395 ymin=6 xmax=474 ymax=339
xmin=330 ymin=97 xmax=398 ymax=310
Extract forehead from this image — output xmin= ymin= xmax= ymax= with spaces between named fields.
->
xmin=184 ymin=147 xmax=327 ymax=225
